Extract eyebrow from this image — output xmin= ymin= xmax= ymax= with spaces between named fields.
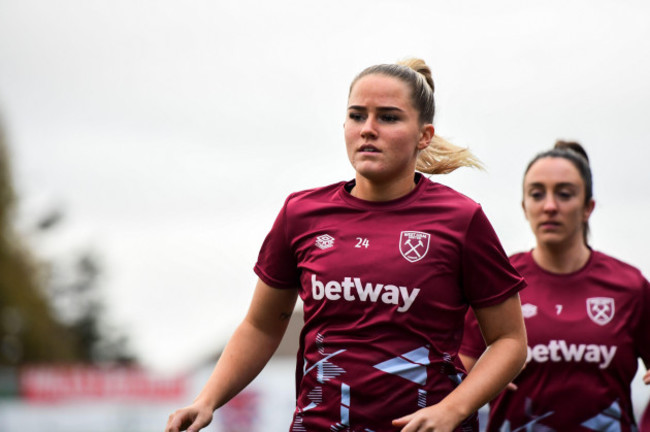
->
xmin=526 ymin=182 xmax=580 ymax=189
xmin=347 ymin=105 xmax=405 ymax=113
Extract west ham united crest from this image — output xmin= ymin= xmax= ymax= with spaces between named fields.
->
xmin=399 ymin=231 xmax=430 ymax=263
xmin=586 ymin=297 xmax=615 ymax=326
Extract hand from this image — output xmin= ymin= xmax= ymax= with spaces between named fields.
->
xmin=392 ymin=404 xmax=461 ymax=432
xmin=165 ymin=403 xmax=214 ymax=432
xmin=506 ymin=382 xmax=518 ymax=391
xmin=644 ymin=369 xmax=650 ymax=385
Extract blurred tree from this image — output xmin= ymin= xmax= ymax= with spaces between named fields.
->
xmin=40 ymin=231 xmax=134 ymax=364
xmin=0 ymin=124 xmax=81 ymax=364
xmin=0 ymin=120 xmax=132 ymax=365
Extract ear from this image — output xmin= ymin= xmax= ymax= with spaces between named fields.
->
xmin=418 ymin=124 xmax=434 ymax=151
xmin=583 ymin=199 xmax=595 ymax=222
xmin=521 ymin=200 xmax=528 ymax=220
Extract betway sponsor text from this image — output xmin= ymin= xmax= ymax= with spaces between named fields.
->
xmin=311 ymin=274 xmax=420 ymax=313
xmin=527 ymin=340 xmax=617 ymax=369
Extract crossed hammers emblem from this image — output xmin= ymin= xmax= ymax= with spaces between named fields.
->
xmin=400 ymin=231 xmax=430 ymax=263
xmin=404 ymin=238 xmax=424 ymax=258
xmin=587 ymin=297 xmax=615 ymax=325
xmin=591 ymin=303 xmax=610 ymax=320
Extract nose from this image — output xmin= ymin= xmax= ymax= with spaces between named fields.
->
xmin=360 ymin=116 xmax=377 ymax=139
xmin=542 ymin=196 xmax=558 ymax=213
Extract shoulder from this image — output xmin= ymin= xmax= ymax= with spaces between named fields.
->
xmin=280 ymin=181 xmax=348 ymax=220
xmin=418 ymin=178 xmax=482 ymax=214
xmin=509 ymin=251 xmax=532 ymax=267
xmin=420 ymin=178 xmax=480 ymax=205
xmin=284 ymin=181 xmax=347 ymax=206
xmin=590 ymin=250 xmax=648 ymax=287
xmin=414 ymin=180 xmax=493 ymax=239
xmin=506 ymin=251 xmax=541 ymax=278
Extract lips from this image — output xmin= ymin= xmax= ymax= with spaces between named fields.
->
xmin=539 ymin=221 xmax=561 ymax=230
xmin=359 ymin=144 xmax=380 ymax=153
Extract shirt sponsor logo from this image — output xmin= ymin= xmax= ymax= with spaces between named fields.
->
xmin=314 ymin=234 xmax=335 ymax=250
xmin=521 ymin=303 xmax=538 ymax=318
xmin=310 ymin=274 xmax=420 ymax=313
xmin=586 ymin=297 xmax=615 ymax=326
xmin=527 ymin=340 xmax=617 ymax=369
xmin=399 ymin=231 xmax=430 ymax=263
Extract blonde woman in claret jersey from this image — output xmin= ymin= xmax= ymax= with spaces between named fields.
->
xmin=166 ymin=58 xmax=527 ymax=432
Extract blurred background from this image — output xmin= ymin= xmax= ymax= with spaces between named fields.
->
xmin=1 ymin=0 xmax=649 ymax=430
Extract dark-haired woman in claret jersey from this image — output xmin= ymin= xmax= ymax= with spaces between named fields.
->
xmin=461 ymin=141 xmax=650 ymax=432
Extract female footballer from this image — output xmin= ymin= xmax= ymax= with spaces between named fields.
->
xmin=461 ymin=141 xmax=650 ymax=431
xmin=166 ymin=58 xmax=528 ymax=432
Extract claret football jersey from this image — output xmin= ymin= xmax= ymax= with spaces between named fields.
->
xmin=254 ymin=174 xmax=526 ymax=432
xmin=461 ymin=250 xmax=650 ymax=432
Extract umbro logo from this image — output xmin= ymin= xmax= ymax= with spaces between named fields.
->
xmin=521 ymin=303 xmax=538 ymax=318
xmin=315 ymin=234 xmax=335 ymax=250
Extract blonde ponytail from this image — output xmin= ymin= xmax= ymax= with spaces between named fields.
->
xmin=417 ymin=136 xmax=484 ymax=174
xmin=399 ymin=58 xmax=483 ymax=174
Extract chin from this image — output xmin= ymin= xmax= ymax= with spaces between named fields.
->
xmin=537 ymin=235 xmax=569 ymax=248
xmin=353 ymin=164 xmax=387 ymax=181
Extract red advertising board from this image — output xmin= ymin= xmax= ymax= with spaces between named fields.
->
xmin=19 ymin=366 xmax=187 ymax=402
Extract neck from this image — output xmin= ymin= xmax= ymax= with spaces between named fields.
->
xmin=352 ymin=173 xmax=417 ymax=202
xmin=532 ymin=239 xmax=591 ymax=274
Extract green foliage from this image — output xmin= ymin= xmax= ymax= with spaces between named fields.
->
xmin=0 ymin=124 xmax=132 ymax=366
xmin=0 ymin=129 xmax=80 ymax=364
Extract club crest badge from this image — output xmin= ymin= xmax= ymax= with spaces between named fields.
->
xmin=586 ymin=297 xmax=615 ymax=326
xmin=399 ymin=231 xmax=430 ymax=263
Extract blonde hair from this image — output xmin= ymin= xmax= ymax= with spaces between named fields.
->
xmin=350 ymin=58 xmax=483 ymax=174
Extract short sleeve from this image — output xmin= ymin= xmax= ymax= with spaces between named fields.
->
xmin=461 ymin=207 xmax=526 ymax=308
xmin=253 ymin=196 xmax=300 ymax=289
xmin=635 ymin=277 xmax=650 ymax=368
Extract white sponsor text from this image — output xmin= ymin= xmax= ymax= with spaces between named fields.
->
xmin=527 ymin=340 xmax=617 ymax=369
xmin=311 ymin=274 xmax=420 ymax=313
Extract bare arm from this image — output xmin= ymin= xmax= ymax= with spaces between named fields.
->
xmin=459 ymin=316 xmax=521 ymax=391
xmin=460 ymin=352 xmax=520 ymax=391
xmin=165 ymin=278 xmax=299 ymax=432
xmin=393 ymin=294 xmax=527 ymax=432
xmin=459 ymin=352 xmax=477 ymax=373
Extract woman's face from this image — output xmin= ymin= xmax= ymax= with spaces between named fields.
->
xmin=344 ymin=74 xmax=433 ymax=185
xmin=522 ymin=157 xmax=594 ymax=248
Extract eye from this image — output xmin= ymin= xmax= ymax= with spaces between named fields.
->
xmin=348 ymin=112 xmax=365 ymax=122
xmin=379 ymin=114 xmax=399 ymax=123
xmin=557 ymin=190 xmax=575 ymax=201
xmin=528 ymin=190 xmax=544 ymax=201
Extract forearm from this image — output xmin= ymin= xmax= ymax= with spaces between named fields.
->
xmin=191 ymin=279 xmax=298 ymax=413
xmin=391 ymin=334 xmax=526 ymax=431
xmin=165 ymin=281 xmax=297 ymax=432
xmin=193 ymin=318 xmax=286 ymax=411
xmin=441 ymin=335 xmax=526 ymax=420
xmin=439 ymin=294 xmax=527 ymax=423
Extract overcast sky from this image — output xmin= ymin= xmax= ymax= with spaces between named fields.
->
xmin=1 ymin=0 xmax=649 ymax=373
